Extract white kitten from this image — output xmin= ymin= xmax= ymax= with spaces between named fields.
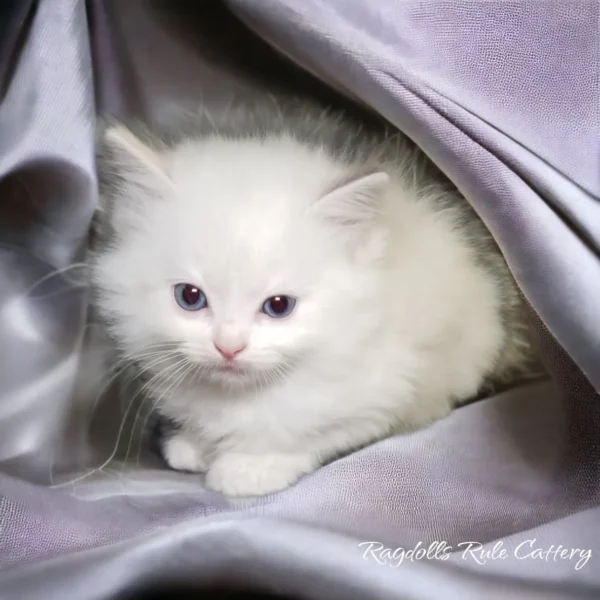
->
xmin=92 ymin=103 xmax=539 ymax=497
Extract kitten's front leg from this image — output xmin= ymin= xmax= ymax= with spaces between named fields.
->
xmin=162 ymin=430 xmax=211 ymax=473
xmin=205 ymin=451 xmax=318 ymax=497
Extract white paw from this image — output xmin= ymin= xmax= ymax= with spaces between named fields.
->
xmin=205 ymin=452 xmax=317 ymax=497
xmin=162 ymin=434 xmax=209 ymax=473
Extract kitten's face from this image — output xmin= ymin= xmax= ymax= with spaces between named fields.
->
xmin=94 ymin=129 xmax=388 ymax=390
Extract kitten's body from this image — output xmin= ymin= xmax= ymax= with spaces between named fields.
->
xmin=92 ymin=102 xmax=540 ymax=497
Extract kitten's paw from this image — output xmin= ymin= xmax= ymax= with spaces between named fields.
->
xmin=205 ymin=452 xmax=317 ymax=497
xmin=162 ymin=434 xmax=209 ymax=473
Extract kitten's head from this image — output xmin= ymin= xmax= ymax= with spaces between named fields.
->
xmin=93 ymin=123 xmax=390 ymax=390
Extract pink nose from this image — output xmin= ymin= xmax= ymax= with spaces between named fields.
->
xmin=214 ymin=343 xmax=246 ymax=361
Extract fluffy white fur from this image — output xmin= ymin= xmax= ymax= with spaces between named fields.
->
xmin=92 ymin=109 xmax=536 ymax=497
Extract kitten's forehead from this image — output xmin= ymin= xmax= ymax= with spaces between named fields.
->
xmin=185 ymin=213 xmax=317 ymax=293
xmin=150 ymin=136 xmax=345 ymax=292
xmin=166 ymin=136 xmax=345 ymax=206
xmin=164 ymin=137 xmax=342 ymax=240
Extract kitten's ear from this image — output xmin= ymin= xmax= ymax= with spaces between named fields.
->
xmin=102 ymin=124 xmax=170 ymax=185
xmin=97 ymin=123 xmax=172 ymax=235
xmin=313 ymin=171 xmax=390 ymax=226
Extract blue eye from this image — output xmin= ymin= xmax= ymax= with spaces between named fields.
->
xmin=174 ymin=283 xmax=208 ymax=311
xmin=262 ymin=295 xmax=296 ymax=319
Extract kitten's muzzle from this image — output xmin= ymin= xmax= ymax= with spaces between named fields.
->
xmin=214 ymin=342 xmax=246 ymax=361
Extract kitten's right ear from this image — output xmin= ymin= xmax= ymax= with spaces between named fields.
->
xmin=102 ymin=124 xmax=170 ymax=186
xmin=97 ymin=123 xmax=172 ymax=235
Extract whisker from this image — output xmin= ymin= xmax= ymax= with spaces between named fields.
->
xmin=122 ymin=357 xmax=193 ymax=471
xmin=50 ymin=356 xmax=190 ymax=490
xmin=85 ymin=349 xmax=182 ymax=429
xmin=134 ymin=360 xmax=199 ymax=467
xmin=24 ymin=262 xmax=89 ymax=294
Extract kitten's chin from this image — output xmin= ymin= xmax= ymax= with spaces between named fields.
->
xmin=202 ymin=363 xmax=257 ymax=388
xmin=200 ymin=361 xmax=287 ymax=390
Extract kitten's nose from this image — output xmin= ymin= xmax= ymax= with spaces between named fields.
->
xmin=214 ymin=342 xmax=246 ymax=361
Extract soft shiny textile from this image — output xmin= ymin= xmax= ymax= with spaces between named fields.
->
xmin=0 ymin=1 xmax=599 ymax=598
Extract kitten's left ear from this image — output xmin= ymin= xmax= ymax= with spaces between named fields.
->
xmin=313 ymin=171 xmax=390 ymax=226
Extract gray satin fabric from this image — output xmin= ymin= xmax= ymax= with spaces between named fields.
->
xmin=1 ymin=1 xmax=599 ymax=599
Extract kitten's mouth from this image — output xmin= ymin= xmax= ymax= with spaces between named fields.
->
xmin=213 ymin=362 xmax=246 ymax=375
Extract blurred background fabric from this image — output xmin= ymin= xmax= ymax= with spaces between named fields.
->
xmin=0 ymin=1 xmax=598 ymax=598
